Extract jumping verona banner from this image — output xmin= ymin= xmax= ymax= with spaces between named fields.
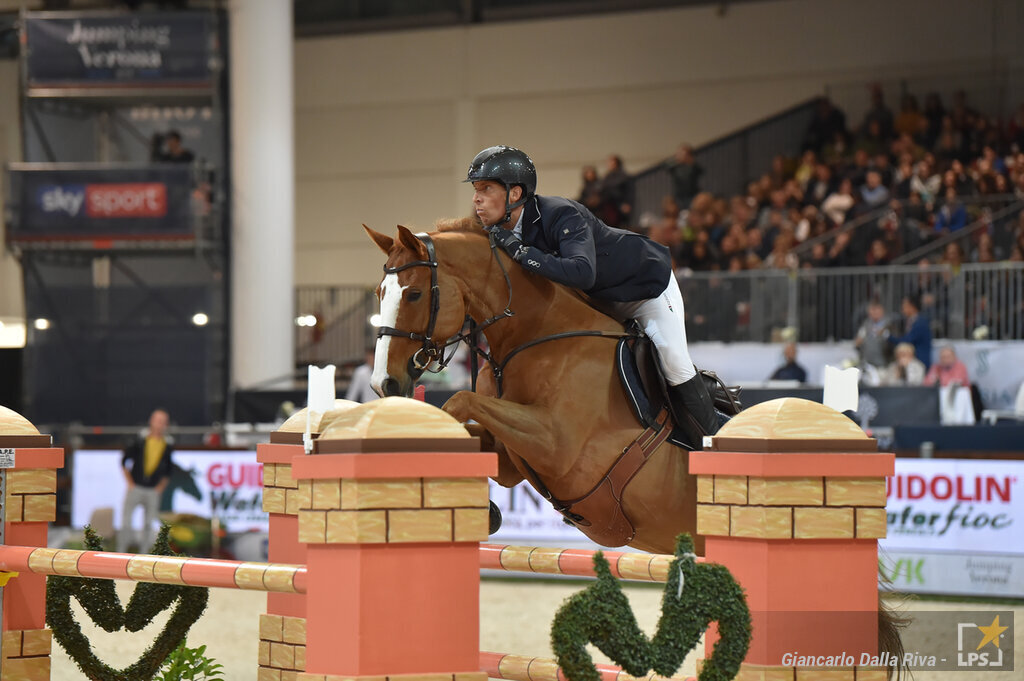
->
xmin=24 ymin=12 xmax=213 ymax=89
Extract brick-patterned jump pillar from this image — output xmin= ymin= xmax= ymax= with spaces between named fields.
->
xmin=1 ymin=406 xmax=63 ymax=681
xmin=691 ymin=398 xmax=894 ymax=681
xmin=290 ymin=397 xmax=495 ymax=681
xmin=257 ymin=399 xmax=358 ymax=681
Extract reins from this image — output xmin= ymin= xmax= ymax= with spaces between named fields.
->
xmin=377 ymin=230 xmax=637 ymax=394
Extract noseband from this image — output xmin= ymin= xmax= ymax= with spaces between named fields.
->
xmin=375 ymin=234 xmax=446 ymax=377
xmin=375 ymin=232 xmax=517 ymax=381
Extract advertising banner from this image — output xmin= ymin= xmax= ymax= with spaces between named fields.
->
xmin=24 ymin=12 xmax=212 ymax=90
xmin=7 ymin=165 xmax=195 ymax=242
xmin=72 ymin=450 xmax=266 ymax=533
xmin=880 ymin=458 xmax=1024 ymax=597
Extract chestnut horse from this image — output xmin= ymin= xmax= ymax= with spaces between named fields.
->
xmin=366 ymin=219 xmax=698 ymax=555
xmin=366 ymin=218 xmax=904 ymax=674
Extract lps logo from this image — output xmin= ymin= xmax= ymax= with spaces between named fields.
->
xmin=957 ymin=615 xmax=1010 ymax=667
xmin=38 ymin=184 xmax=86 ymax=216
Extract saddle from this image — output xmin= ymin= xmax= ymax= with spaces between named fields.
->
xmin=616 ymin=334 xmax=741 ymax=447
xmin=539 ymin=329 xmax=742 ymax=547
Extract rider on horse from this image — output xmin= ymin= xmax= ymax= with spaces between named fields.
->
xmin=465 ymin=145 xmax=720 ymax=446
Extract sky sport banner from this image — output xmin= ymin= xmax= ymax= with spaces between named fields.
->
xmin=7 ymin=165 xmax=194 ymax=242
xmin=880 ymin=458 xmax=1024 ymax=598
xmin=24 ymin=12 xmax=212 ymax=89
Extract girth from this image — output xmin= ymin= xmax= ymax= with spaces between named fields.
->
xmin=524 ymin=407 xmax=672 ymax=547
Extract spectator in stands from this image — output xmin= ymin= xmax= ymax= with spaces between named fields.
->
xmin=345 ymin=347 xmax=380 ymax=403
xmin=821 ymin=178 xmax=855 ymax=226
xmin=577 ymin=165 xmax=602 ymax=213
xmin=666 ymin=143 xmax=704 ymax=209
xmin=885 ymin=342 xmax=926 ymax=386
xmin=596 ymin=154 xmax=631 ymax=227
xmin=934 ymin=187 xmax=968 ymax=232
xmin=803 ymin=98 xmax=848 ymax=154
xmin=763 ymin=231 xmax=798 ymax=270
xmin=151 ymin=130 xmax=195 ymax=163
xmin=933 ymin=117 xmax=966 ymax=164
xmin=854 ymin=300 xmax=892 ymax=370
xmin=805 ymin=163 xmax=836 ymax=206
xmin=118 ymin=408 xmax=174 ymax=553
xmin=922 ymin=92 xmax=946 ymax=147
xmin=895 ymin=94 xmax=928 ymax=140
xmin=924 ymin=345 xmax=970 ymax=388
xmin=911 ymin=158 xmax=941 ymax=204
xmin=861 ymin=84 xmax=894 ymax=140
xmin=769 ymin=342 xmax=808 ymax=383
xmin=856 ymin=119 xmax=888 ymax=158
xmin=860 ymin=170 xmax=890 ymax=208
xmin=970 ymin=232 xmax=1001 ymax=263
xmin=889 ymin=293 xmax=932 ymax=369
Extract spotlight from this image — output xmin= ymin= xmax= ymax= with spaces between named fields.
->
xmin=192 ymin=312 xmax=209 ymax=326
xmin=34 ymin=318 xmax=50 ymax=330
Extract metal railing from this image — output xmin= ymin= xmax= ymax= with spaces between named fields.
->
xmin=791 ymin=195 xmax=1024 ymax=264
xmin=294 ymin=285 xmax=377 ymax=366
xmin=677 ymin=262 xmax=1024 ymax=343
xmin=893 ymin=198 xmax=1024 ymax=265
xmin=629 ymin=98 xmax=821 ymax=222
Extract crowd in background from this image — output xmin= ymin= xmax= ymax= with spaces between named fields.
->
xmin=578 ymin=85 xmax=1024 ymax=273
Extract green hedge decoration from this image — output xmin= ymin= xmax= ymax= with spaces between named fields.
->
xmin=46 ymin=525 xmax=210 ymax=681
xmin=551 ymin=534 xmax=751 ymax=681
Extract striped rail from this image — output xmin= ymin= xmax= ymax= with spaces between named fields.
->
xmin=0 ymin=545 xmax=306 ymax=594
xmin=480 ymin=651 xmax=695 ymax=681
xmin=479 ymin=544 xmax=682 ymax=582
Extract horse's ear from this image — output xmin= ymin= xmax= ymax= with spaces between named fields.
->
xmin=396 ymin=224 xmax=429 ymax=259
xmin=363 ymin=224 xmax=394 ymax=255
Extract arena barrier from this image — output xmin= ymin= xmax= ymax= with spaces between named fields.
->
xmin=0 ymin=396 xmax=894 ymax=681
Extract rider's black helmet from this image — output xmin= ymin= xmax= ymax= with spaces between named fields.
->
xmin=466 ymin=146 xmax=537 ymax=197
xmin=465 ymin=146 xmax=537 ymax=224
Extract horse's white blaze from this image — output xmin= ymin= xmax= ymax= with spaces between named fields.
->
xmin=371 ymin=273 xmax=407 ymax=394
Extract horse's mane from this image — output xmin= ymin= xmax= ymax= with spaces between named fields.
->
xmin=434 ymin=215 xmax=484 ymax=233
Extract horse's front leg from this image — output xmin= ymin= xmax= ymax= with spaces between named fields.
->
xmin=443 ymin=390 xmax=570 ymax=479
xmin=464 ymin=422 xmax=524 ymax=488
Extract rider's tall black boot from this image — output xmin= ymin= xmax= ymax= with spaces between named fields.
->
xmin=668 ymin=373 xmax=720 ymax=449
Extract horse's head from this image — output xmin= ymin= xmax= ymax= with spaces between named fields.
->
xmin=364 ymin=224 xmax=469 ymax=397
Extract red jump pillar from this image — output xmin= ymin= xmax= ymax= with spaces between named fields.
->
xmin=257 ymin=399 xmax=360 ymax=681
xmin=690 ymin=398 xmax=894 ymax=681
xmin=1 ymin=407 xmax=64 ymax=681
xmin=291 ymin=397 xmax=496 ymax=681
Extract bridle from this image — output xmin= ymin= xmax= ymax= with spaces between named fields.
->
xmin=376 ymin=231 xmax=635 ymax=393
xmin=375 ymin=233 xmax=516 ymax=381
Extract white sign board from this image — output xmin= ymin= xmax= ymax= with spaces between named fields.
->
xmin=880 ymin=458 xmax=1024 ymax=597
xmin=72 ymin=450 xmax=267 ymax=533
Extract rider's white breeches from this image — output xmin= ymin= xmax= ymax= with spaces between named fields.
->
xmin=601 ymin=273 xmax=696 ymax=386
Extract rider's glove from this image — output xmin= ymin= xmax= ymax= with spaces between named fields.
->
xmin=489 ymin=227 xmax=527 ymax=263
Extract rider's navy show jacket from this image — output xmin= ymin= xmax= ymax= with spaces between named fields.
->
xmin=517 ymin=195 xmax=672 ymax=302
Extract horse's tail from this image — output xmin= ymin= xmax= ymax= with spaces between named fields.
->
xmin=877 ymin=586 xmax=912 ymax=680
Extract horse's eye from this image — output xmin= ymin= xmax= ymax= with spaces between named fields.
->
xmin=406 ymin=289 xmax=422 ymax=302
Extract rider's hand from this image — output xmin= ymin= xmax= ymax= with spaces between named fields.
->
xmin=489 ymin=227 xmax=526 ymax=262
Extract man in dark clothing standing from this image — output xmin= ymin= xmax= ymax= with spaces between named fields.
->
xmin=117 ymin=408 xmax=174 ymax=552
xmin=666 ymin=143 xmax=703 ymax=209
xmin=467 ymin=145 xmax=718 ymax=446
xmin=889 ymin=294 xmax=933 ymax=369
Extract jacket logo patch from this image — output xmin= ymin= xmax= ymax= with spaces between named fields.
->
xmin=527 ymin=259 xmax=540 ymax=268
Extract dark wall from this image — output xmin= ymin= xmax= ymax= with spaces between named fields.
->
xmin=0 ymin=347 xmax=23 ymax=412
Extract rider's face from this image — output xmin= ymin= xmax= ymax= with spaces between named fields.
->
xmin=472 ymin=180 xmax=510 ymax=227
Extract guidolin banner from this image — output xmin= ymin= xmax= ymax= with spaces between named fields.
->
xmin=24 ymin=12 xmax=213 ymax=89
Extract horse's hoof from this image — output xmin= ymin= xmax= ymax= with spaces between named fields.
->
xmin=488 ymin=500 xmax=502 ymax=534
